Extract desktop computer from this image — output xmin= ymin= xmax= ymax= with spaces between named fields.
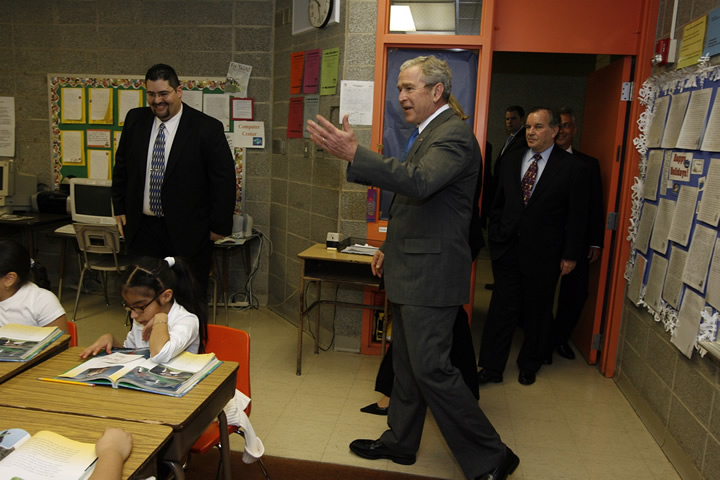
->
xmin=0 ymin=159 xmax=38 ymax=214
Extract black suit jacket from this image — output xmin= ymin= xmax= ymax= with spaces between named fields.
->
xmin=488 ymin=145 xmax=588 ymax=274
xmin=112 ymin=104 xmax=236 ymax=256
xmin=482 ymin=128 xmax=527 ymax=221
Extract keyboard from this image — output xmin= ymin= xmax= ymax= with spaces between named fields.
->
xmin=55 ymin=224 xmax=76 ymax=235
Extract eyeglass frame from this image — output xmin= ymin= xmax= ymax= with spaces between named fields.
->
xmin=121 ymin=290 xmax=166 ymax=314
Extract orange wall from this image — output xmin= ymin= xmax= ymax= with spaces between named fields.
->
xmin=493 ymin=0 xmax=644 ymax=54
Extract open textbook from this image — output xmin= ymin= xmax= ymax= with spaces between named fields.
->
xmin=0 ymin=324 xmax=63 ymax=362
xmin=0 ymin=428 xmax=96 ymax=480
xmin=58 ymin=349 xmax=221 ymax=397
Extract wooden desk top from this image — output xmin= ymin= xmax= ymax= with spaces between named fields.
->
xmin=0 ymin=335 xmax=70 ymax=384
xmin=0 ymin=406 xmax=173 ymax=480
xmin=0 ymin=347 xmax=238 ymax=430
xmin=298 ymin=243 xmax=374 ymax=264
xmin=0 ymin=212 xmax=71 ymax=226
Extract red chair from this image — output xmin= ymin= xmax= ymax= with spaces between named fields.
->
xmin=189 ymin=325 xmax=268 ymax=479
xmin=67 ymin=320 xmax=78 ymax=347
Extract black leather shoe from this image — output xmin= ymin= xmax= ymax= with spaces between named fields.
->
xmin=518 ymin=370 xmax=536 ymax=386
xmin=360 ymin=402 xmax=388 ymax=416
xmin=484 ymin=283 xmax=495 ymax=290
xmin=477 ymin=369 xmax=503 ymax=384
xmin=543 ymin=353 xmax=553 ymax=365
xmin=556 ymin=342 xmax=575 ymax=359
xmin=349 ymin=439 xmax=416 ymax=465
xmin=476 ymin=447 xmax=519 ymax=480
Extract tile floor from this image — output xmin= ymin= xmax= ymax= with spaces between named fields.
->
xmin=65 ymin=255 xmax=681 ymax=480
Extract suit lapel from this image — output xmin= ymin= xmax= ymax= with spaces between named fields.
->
xmin=163 ymin=103 xmax=191 ymax=181
xmin=405 ymin=109 xmax=454 ymax=163
xmin=526 ymin=148 xmax=561 ymax=206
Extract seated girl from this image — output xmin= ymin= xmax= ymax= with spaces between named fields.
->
xmin=0 ymin=239 xmax=67 ymax=331
xmin=81 ymin=256 xmax=207 ymax=364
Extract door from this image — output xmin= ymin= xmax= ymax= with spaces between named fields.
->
xmin=572 ymin=56 xmax=633 ymax=365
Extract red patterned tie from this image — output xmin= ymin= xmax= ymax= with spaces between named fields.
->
xmin=521 ymin=153 xmax=541 ymax=205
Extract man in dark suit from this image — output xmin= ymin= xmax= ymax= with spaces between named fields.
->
xmin=546 ymin=107 xmax=604 ymax=362
xmin=477 ymin=106 xmax=588 ymax=386
xmin=112 ymin=64 xmax=236 ymax=295
xmin=307 ymin=56 xmax=518 ymax=480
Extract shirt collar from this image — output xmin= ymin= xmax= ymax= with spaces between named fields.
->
xmin=417 ymin=104 xmax=450 ymax=134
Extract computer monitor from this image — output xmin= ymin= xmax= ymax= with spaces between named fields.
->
xmin=0 ymin=159 xmax=38 ymax=214
xmin=0 ymin=159 xmax=14 ymax=197
xmin=70 ymin=178 xmax=115 ymax=225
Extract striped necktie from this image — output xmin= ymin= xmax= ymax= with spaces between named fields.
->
xmin=521 ymin=153 xmax=541 ymax=205
xmin=149 ymin=123 xmax=166 ymax=216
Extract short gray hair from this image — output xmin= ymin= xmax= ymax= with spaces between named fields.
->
xmin=400 ymin=56 xmax=452 ymax=102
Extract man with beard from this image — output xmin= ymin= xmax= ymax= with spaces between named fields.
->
xmin=112 ymin=64 xmax=236 ymax=296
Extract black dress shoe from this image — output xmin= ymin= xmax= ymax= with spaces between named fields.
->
xmin=484 ymin=283 xmax=495 ymax=290
xmin=543 ymin=353 xmax=553 ymax=365
xmin=476 ymin=447 xmax=519 ymax=480
xmin=360 ymin=402 xmax=388 ymax=416
xmin=349 ymin=439 xmax=416 ymax=465
xmin=518 ymin=370 xmax=536 ymax=386
xmin=477 ymin=369 xmax=503 ymax=384
xmin=556 ymin=342 xmax=575 ymax=359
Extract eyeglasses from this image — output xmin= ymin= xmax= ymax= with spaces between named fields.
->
xmin=146 ymin=90 xmax=175 ymax=100
xmin=121 ymin=291 xmax=163 ymax=313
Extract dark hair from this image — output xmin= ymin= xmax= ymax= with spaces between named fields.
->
xmin=145 ymin=64 xmax=180 ymax=89
xmin=506 ymin=105 xmax=525 ymax=118
xmin=528 ymin=106 xmax=560 ymax=128
xmin=0 ymin=239 xmax=51 ymax=291
xmin=558 ymin=106 xmax=576 ymax=123
xmin=122 ymin=257 xmax=207 ymax=351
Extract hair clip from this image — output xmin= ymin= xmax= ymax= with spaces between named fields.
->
xmin=164 ymin=256 xmax=176 ymax=268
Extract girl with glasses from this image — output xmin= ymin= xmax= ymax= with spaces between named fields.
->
xmin=80 ymin=256 xmax=207 ymax=363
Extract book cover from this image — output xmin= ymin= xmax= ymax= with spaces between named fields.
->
xmin=0 ymin=324 xmax=63 ymax=362
xmin=58 ymin=350 xmax=221 ymax=397
xmin=0 ymin=428 xmax=96 ymax=479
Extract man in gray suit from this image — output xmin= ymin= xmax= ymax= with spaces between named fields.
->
xmin=307 ymin=56 xmax=518 ymax=480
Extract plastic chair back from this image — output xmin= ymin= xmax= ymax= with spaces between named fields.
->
xmin=67 ymin=321 xmax=78 ymax=347
xmin=205 ymin=324 xmax=251 ymax=415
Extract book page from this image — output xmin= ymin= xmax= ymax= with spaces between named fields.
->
xmin=635 ymin=203 xmax=657 ymax=254
xmin=663 ymin=247 xmax=688 ymax=309
xmin=667 ymin=185 xmax=699 ymax=247
xmin=671 ymin=288 xmax=704 ymax=358
xmin=0 ymin=430 xmax=95 ymax=480
xmin=676 ymin=88 xmax=712 ymax=149
xmin=697 ymin=157 xmax=720 ymax=226
xmin=59 ymin=352 xmax=146 ymax=386
xmin=0 ymin=325 xmax=61 ymax=361
xmin=650 ymin=198 xmax=676 ymax=254
xmin=681 ymin=224 xmax=716 ymax=291
xmin=661 ymin=91 xmax=690 ymax=149
xmin=647 ymin=95 xmax=670 ymax=148
xmin=118 ymin=352 xmax=219 ymax=396
xmin=643 ymin=149 xmax=665 ymax=201
xmin=644 ymin=253 xmax=669 ymax=312
xmin=705 ymin=238 xmax=720 ymax=310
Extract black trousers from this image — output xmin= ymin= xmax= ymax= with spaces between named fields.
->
xmin=548 ymin=255 xmax=590 ymax=351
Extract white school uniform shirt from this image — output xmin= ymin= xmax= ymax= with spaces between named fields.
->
xmin=0 ymin=282 xmax=65 ymax=327
xmin=123 ymin=301 xmax=199 ymax=364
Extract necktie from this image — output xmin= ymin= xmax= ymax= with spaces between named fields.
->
xmin=149 ymin=123 xmax=166 ymax=216
xmin=401 ymin=128 xmax=419 ymax=162
xmin=521 ymin=153 xmax=541 ymax=205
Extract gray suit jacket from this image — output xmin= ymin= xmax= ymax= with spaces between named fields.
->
xmin=347 ymin=108 xmax=480 ymax=307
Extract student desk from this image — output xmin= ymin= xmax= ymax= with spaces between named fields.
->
xmin=296 ymin=243 xmax=387 ymax=375
xmin=0 ymin=347 xmax=238 ymax=480
xmin=0 ymin=212 xmax=71 ymax=255
xmin=0 ymin=406 xmax=173 ymax=479
xmin=0 ymin=334 xmax=70 ymax=384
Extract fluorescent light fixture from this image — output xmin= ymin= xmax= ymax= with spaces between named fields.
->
xmin=390 ymin=5 xmax=416 ymax=32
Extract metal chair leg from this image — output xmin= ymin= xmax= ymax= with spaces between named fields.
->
xmin=72 ymin=267 xmax=87 ymax=321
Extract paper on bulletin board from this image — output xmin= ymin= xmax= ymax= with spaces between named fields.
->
xmin=705 ymin=6 xmax=720 ymax=57
xmin=287 ymin=97 xmax=304 ymax=138
xmin=663 ymin=246 xmax=688 ymax=309
xmin=61 ymin=88 xmax=86 ymax=123
xmin=649 ymin=197 xmax=675 ymax=254
xmin=89 ymin=88 xmax=113 ymax=124
xmin=303 ymin=95 xmax=320 ymax=138
xmin=705 ymin=238 xmax=720 ymax=309
xmin=290 ymin=51 xmax=305 ymax=95
xmin=320 ymin=48 xmax=340 ymax=96
xmin=303 ymin=49 xmax=321 ymax=94
xmin=671 ymin=288 xmax=704 ymax=358
xmin=661 ymin=91 xmax=690 ymax=149
xmin=182 ymin=90 xmax=203 ymax=111
xmin=60 ymin=130 xmax=84 ymax=165
xmin=697 ymin=158 xmax=720 ymax=225
xmin=0 ymin=97 xmax=15 ymax=157
xmin=667 ymin=185 xmax=699 ymax=247
xmin=677 ymin=16 xmax=707 ymax=69
xmin=647 ymin=95 xmax=670 ymax=148
xmin=669 ymin=151 xmax=692 ymax=182
xmin=233 ymin=121 xmax=265 ymax=148
xmin=681 ymin=223 xmax=715 ymax=291
xmin=88 ymin=150 xmax=111 ymax=180
xmin=644 ymin=253 xmax=669 ymax=312
xmin=676 ymin=88 xmax=712 ymax=150
xmin=204 ymin=93 xmax=230 ymax=131
xmin=113 ymin=131 xmax=121 ymax=154
xmin=226 ymin=62 xmax=252 ymax=97
xmin=118 ymin=90 xmax=142 ymax=126
xmin=86 ymin=129 xmax=112 ymax=148
xmin=626 ymin=254 xmax=646 ymax=306
xmin=339 ymin=81 xmax=374 ymax=126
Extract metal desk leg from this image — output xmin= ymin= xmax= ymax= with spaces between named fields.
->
xmin=314 ymin=281 xmax=321 ymax=354
xmin=297 ymin=268 xmax=305 ymax=375
xmin=57 ymin=237 xmax=68 ymax=301
xmin=218 ymin=410 xmax=232 ymax=480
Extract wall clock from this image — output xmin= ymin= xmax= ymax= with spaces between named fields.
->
xmin=308 ymin=0 xmax=333 ymax=28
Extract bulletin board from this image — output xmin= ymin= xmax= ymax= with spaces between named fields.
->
xmin=48 ymin=75 xmax=246 ymax=215
xmin=627 ymin=60 xmax=720 ymax=358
